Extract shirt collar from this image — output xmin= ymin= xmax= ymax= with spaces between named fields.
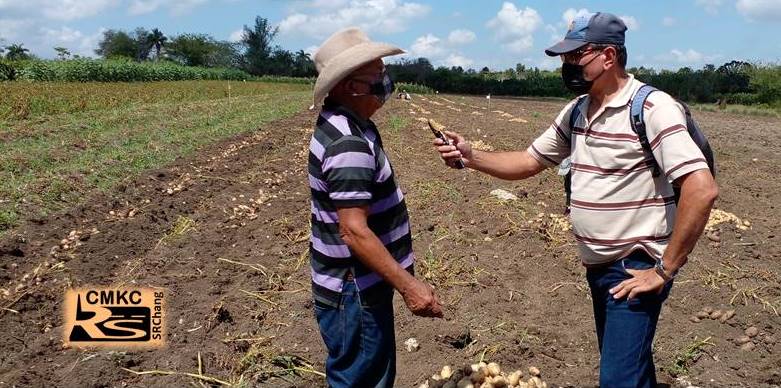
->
xmin=603 ymin=74 xmax=638 ymax=109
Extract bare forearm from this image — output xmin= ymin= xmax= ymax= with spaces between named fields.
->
xmin=341 ymin=227 xmax=414 ymax=291
xmin=468 ymin=149 xmax=545 ymax=180
xmin=663 ymin=173 xmax=719 ymax=271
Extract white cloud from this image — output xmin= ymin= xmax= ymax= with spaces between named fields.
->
xmin=443 ymin=53 xmax=473 ymax=68
xmin=278 ymin=0 xmax=430 ymax=39
xmin=562 ymin=8 xmax=591 ymax=26
xmin=486 ymin=2 xmax=543 ymax=53
xmin=228 ymin=29 xmax=244 ymax=43
xmin=546 ymin=8 xmax=590 ymax=45
xmin=671 ymin=48 xmax=704 ymax=62
xmin=0 ymin=19 xmax=36 ymax=42
xmin=560 ymin=9 xmax=637 ymax=30
xmin=409 ymin=33 xmax=444 ymax=57
xmin=696 ymin=0 xmax=723 ymax=15
xmin=309 ymin=0 xmax=349 ymax=8
xmin=502 ymin=36 xmax=534 ymax=53
xmin=0 ymin=19 xmax=104 ymax=58
xmin=447 ymin=29 xmax=476 ymax=45
xmin=620 ymin=15 xmax=640 ymax=30
xmin=404 ymin=33 xmax=476 ymax=69
xmin=128 ymin=0 xmax=160 ymax=15
xmin=658 ymin=48 xmax=723 ymax=64
xmin=304 ymin=45 xmax=319 ymax=57
xmin=545 ymin=24 xmax=560 ymax=43
xmin=0 ymin=0 xmax=119 ymax=21
xmin=128 ymin=0 xmax=207 ymax=16
xmin=662 ymin=16 xmax=676 ymax=27
xmin=169 ymin=0 xmax=208 ymax=15
xmin=537 ymin=56 xmax=561 ymax=71
xmin=736 ymin=0 xmax=781 ymax=21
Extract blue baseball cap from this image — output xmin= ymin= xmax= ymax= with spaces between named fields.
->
xmin=545 ymin=12 xmax=627 ymax=56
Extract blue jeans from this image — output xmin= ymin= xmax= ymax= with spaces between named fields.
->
xmin=586 ymin=250 xmax=674 ymax=388
xmin=314 ymin=281 xmax=396 ymax=388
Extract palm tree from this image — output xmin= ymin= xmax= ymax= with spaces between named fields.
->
xmin=54 ymin=46 xmax=71 ymax=60
xmin=293 ymin=50 xmax=314 ymax=77
xmin=147 ymin=28 xmax=167 ymax=61
xmin=5 ymin=44 xmax=30 ymax=60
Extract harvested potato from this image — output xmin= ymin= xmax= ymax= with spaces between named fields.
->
xmin=508 ymin=370 xmax=523 ymax=386
xmin=486 ymin=362 xmax=501 ymax=377
xmin=720 ymin=309 xmax=736 ymax=323
xmin=456 ymin=377 xmax=474 ymax=388
xmin=695 ymin=310 xmax=710 ymax=319
xmin=735 ymin=335 xmax=752 ymax=345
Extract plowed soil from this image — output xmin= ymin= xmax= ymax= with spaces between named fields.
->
xmin=2 ymin=94 xmax=780 ymax=387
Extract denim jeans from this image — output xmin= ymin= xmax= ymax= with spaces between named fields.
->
xmin=314 ymin=281 xmax=396 ymax=388
xmin=586 ymin=250 xmax=674 ymax=388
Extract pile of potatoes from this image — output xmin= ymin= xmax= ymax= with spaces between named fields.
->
xmin=419 ymin=362 xmax=548 ymax=388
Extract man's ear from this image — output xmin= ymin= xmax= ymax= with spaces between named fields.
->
xmin=603 ymin=47 xmax=617 ymax=69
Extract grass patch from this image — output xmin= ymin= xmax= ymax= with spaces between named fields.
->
xmin=0 ymin=81 xmax=309 ymax=235
xmin=691 ymin=103 xmax=780 ymax=118
xmin=0 ymin=209 xmax=18 ymax=231
xmin=0 ymin=80 xmax=304 ymax=122
xmin=397 ymin=82 xmax=433 ymax=94
xmin=384 ymin=114 xmax=409 ymax=148
xmin=387 ymin=114 xmax=408 ymax=133
xmin=418 ymin=248 xmax=483 ymax=289
xmin=234 ymin=344 xmax=324 ymax=383
xmin=668 ymin=336 xmax=714 ymax=377
xmin=406 ymin=180 xmax=462 ymax=208
xmin=158 ymin=216 xmax=196 ymax=246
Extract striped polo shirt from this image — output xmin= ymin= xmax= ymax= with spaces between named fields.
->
xmin=308 ymin=99 xmax=414 ymax=307
xmin=529 ymin=75 xmax=709 ymax=266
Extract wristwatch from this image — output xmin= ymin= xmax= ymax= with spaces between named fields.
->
xmin=655 ymin=259 xmax=674 ymax=283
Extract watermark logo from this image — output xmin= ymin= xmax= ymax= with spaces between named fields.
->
xmin=64 ymin=287 xmax=165 ymax=348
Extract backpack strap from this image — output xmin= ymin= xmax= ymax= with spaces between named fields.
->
xmin=562 ymin=96 xmax=587 ymax=212
xmin=567 ymin=96 xmax=588 ymax=144
xmin=630 ymin=85 xmax=662 ymax=177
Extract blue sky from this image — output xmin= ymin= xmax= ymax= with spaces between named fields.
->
xmin=1 ymin=0 xmax=779 ymax=71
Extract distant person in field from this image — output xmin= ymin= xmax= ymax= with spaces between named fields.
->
xmin=433 ymin=12 xmax=718 ymax=388
xmin=308 ymin=27 xmax=443 ymax=388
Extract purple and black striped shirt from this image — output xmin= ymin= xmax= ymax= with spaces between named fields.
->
xmin=308 ymin=100 xmax=414 ymax=307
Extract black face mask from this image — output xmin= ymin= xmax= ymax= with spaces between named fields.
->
xmin=561 ymin=53 xmax=605 ymax=94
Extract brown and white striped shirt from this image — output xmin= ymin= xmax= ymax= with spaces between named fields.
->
xmin=528 ymin=75 xmax=709 ymax=266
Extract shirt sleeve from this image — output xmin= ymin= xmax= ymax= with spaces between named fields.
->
xmin=644 ymin=93 xmax=709 ymax=182
xmin=527 ymin=99 xmax=577 ymax=167
xmin=322 ymin=135 xmax=376 ymax=207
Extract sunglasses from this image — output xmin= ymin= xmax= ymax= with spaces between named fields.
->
xmin=561 ymin=46 xmax=603 ymax=64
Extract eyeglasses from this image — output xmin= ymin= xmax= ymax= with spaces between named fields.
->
xmin=561 ymin=46 xmax=602 ymax=65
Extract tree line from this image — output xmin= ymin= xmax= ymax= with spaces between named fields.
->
xmin=388 ymin=58 xmax=781 ymax=108
xmin=2 ymin=18 xmax=779 ymax=108
xmin=1 ymin=16 xmax=316 ymax=78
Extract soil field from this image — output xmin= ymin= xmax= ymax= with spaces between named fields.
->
xmin=1 ymin=92 xmax=780 ymax=387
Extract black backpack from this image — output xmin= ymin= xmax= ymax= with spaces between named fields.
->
xmin=562 ymin=84 xmax=716 ymax=210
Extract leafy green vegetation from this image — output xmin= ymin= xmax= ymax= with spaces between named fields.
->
xmin=0 ymin=80 xmax=309 ymax=234
xmin=389 ymin=58 xmax=781 ymax=111
xmin=0 ymin=59 xmax=251 ymax=82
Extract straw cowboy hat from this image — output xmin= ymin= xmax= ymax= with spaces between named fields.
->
xmin=312 ymin=27 xmax=405 ymax=106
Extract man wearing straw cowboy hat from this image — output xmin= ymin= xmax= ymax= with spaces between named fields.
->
xmin=308 ymin=27 xmax=443 ymax=387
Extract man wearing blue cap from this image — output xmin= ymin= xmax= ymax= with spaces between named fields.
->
xmin=434 ymin=12 xmax=718 ymax=388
